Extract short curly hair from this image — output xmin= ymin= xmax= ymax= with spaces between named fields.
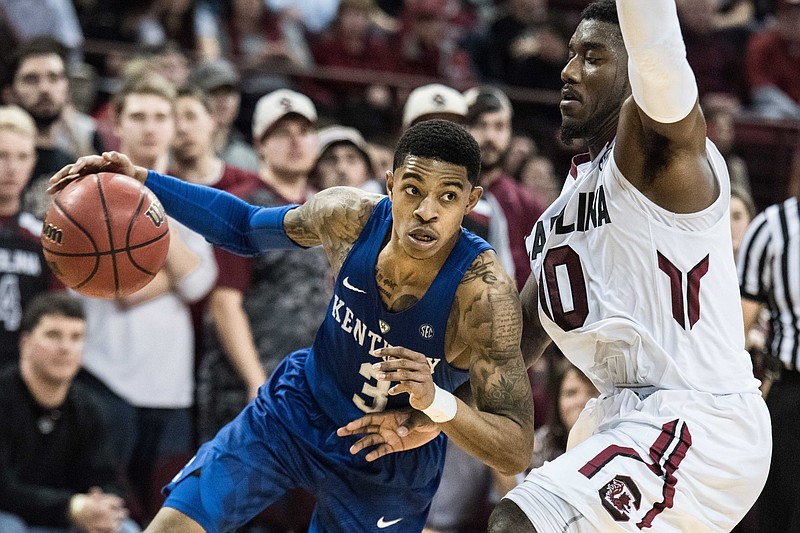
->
xmin=393 ymin=119 xmax=481 ymax=186
xmin=581 ymin=0 xmax=619 ymax=26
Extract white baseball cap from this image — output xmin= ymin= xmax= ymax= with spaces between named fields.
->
xmin=252 ymin=89 xmax=317 ymax=141
xmin=402 ymin=83 xmax=467 ymax=129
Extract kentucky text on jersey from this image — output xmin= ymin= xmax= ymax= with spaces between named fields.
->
xmin=0 ymin=248 xmax=42 ymax=276
xmin=528 ymin=184 xmax=612 ymax=262
xmin=331 ymin=293 xmax=394 ymax=353
xmin=331 ymin=292 xmax=442 ymax=373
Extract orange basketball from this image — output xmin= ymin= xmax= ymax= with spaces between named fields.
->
xmin=41 ymin=172 xmax=170 ymax=298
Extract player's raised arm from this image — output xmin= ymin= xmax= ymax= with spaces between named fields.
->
xmin=613 ymin=0 xmax=716 ymax=213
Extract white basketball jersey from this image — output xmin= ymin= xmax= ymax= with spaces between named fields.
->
xmin=526 ymin=140 xmax=759 ymax=395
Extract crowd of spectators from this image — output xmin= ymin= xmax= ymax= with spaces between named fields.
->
xmin=0 ymin=0 xmax=797 ymax=531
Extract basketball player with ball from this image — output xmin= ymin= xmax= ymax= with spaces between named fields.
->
xmin=50 ymin=119 xmax=535 ymax=532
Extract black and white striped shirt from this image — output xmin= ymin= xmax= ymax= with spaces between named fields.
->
xmin=738 ymin=196 xmax=800 ymax=371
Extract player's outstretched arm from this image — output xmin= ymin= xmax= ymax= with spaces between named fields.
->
xmin=49 ymin=152 xmax=382 ymax=262
xmin=613 ymin=0 xmax=716 ymax=214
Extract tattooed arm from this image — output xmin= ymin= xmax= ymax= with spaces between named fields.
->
xmin=438 ymin=250 xmax=535 ymax=474
xmin=283 ymin=186 xmax=383 ymax=273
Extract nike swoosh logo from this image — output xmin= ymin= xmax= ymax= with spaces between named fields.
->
xmin=377 ymin=517 xmax=403 ymax=528
xmin=342 ymin=276 xmax=366 ymax=294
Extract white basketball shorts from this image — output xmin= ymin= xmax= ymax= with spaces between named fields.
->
xmin=504 ymin=389 xmax=771 ymax=532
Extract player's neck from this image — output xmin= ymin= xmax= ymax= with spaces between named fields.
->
xmin=20 ymin=366 xmax=70 ymax=409
xmin=382 ymin=233 xmax=456 ymax=283
xmin=586 ymin=114 xmax=619 ymax=160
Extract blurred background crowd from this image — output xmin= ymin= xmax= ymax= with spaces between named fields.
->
xmin=0 ymin=0 xmax=798 ymax=532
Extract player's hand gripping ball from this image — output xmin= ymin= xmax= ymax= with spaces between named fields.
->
xmin=41 ymin=172 xmax=170 ymax=298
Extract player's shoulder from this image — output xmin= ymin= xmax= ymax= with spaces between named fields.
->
xmin=458 ymin=249 xmax=520 ymax=302
xmin=308 ymin=186 xmax=385 ymax=222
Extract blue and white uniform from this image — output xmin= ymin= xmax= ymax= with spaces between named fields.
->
xmin=145 ymin=173 xmax=491 ymax=533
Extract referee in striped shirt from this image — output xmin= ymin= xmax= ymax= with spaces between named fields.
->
xmin=738 ymin=196 xmax=800 ymax=533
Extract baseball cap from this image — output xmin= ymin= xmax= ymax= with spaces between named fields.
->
xmin=402 ymin=83 xmax=468 ymax=128
xmin=318 ymin=125 xmax=370 ymax=158
xmin=463 ymin=86 xmax=513 ymax=123
xmin=188 ymin=59 xmax=240 ymax=92
xmin=252 ymin=89 xmax=317 ymax=141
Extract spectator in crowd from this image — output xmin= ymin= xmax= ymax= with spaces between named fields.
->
xmin=135 ymin=0 xmax=220 ymax=61
xmin=197 ymin=89 xmax=330 ymax=441
xmin=220 ymin=0 xmax=311 ymax=88
xmin=311 ymin=124 xmax=384 ymax=193
xmin=171 ymin=86 xmax=259 ymax=193
xmin=402 ymin=82 xmax=468 ymax=129
xmin=746 ymin=0 xmax=800 ymax=119
xmin=504 ymin=134 xmax=538 ymax=182
xmin=730 ymin=186 xmax=757 ymax=258
xmin=307 ymin=0 xmax=394 ymax=138
xmin=393 ymin=0 xmax=476 ymax=89
xmin=476 ymin=0 xmax=568 ymax=91
xmin=464 ymin=85 xmax=545 ymax=290
xmin=0 ymin=292 xmax=140 ymax=533
xmin=76 ymin=73 xmax=217 ymax=521
xmin=267 ymin=0 xmax=341 ymax=33
xmin=187 ymin=59 xmax=260 ymax=174
xmin=518 ymin=154 xmax=561 ymax=208
xmin=738 ymin=195 xmax=800 ymax=532
xmin=2 ymin=37 xmax=102 ymax=219
xmin=0 ymin=106 xmax=59 ymax=369
xmin=0 ymin=0 xmax=83 ymax=62
xmin=676 ymin=0 xmax=748 ymax=105
xmin=530 ymin=358 xmax=599 ymax=470
xmin=705 ymin=103 xmax=751 ymax=194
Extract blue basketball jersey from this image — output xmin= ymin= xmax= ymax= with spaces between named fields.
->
xmin=305 ymin=197 xmax=492 ymax=427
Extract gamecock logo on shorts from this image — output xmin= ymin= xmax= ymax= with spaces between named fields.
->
xmin=599 ymin=475 xmax=641 ymax=522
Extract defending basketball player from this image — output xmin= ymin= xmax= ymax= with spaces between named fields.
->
xmin=484 ymin=0 xmax=771 ymax=531
xmin=49 ymin=119 xmax=534 ymax=532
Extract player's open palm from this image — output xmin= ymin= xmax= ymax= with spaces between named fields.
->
xmin=48 ymin=151 xmax=144 ymax=194
xmin=337 ymin=408 xmax=440 ymax=462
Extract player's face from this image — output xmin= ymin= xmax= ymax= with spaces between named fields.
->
xmin=20 ymin=314 xmax=85 ymax=385
xmin=0 ymin=129 xmax=36 ymax=204
xmin=315 ymin=144 xmax=371 ymax=189
xmin=259 ymin=116 xmax=319 ymax=180
xmin=468 ymin=108 xmax=512 ymax=171
xmin=387 ymin=155 xmax=481 ymax=261
xmin=173 ymin=96 xmax=216 ymax=163
xmin=12 ymin=54 xmax=69 ymax=128
xmin=116 ymin=93 xmax=176 ymax=166
xmin=558 ymin=368 xmax=598 ymax=431
xmin=560 ymin=19 xmax=629 ymax=144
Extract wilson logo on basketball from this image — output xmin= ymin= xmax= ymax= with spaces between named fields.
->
xmin=144 ymin=200 xmax=166 ymax=228
xmin=599 ymin=475 xmax=641 ymax=522
xmin=42 ymin=223 xmax=63 ymax=245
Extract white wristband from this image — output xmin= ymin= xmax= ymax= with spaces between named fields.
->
xmin=422 ymin=385 xmax=458 ymax=423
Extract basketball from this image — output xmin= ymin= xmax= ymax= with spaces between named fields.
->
xmin=41 ymin=172 xmax=170 ymax=298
